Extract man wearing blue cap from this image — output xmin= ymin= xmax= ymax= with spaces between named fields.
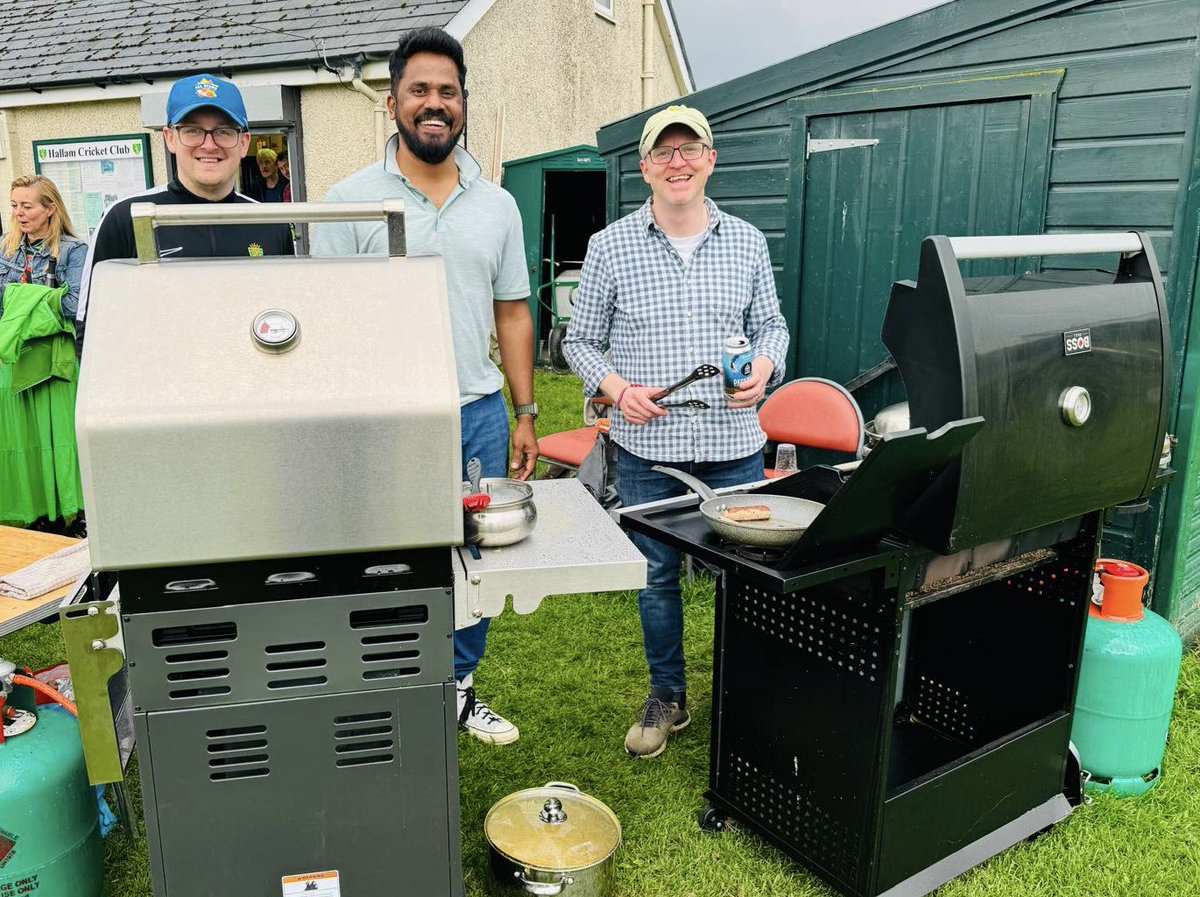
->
xmin=76 ymin=73 xmax=293 ymax=334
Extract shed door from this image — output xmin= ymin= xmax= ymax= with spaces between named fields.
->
xmin=788 ymin=85 xmax=1057 ymax=413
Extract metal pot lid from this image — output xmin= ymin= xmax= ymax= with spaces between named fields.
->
xmin=869 ymin=401 xmax=910 ymax=435
xmin=485 ymin=783 xmax=621 ymax=871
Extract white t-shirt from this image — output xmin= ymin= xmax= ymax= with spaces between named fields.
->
xmin=667 ymin=230 xmax=706 ymax=267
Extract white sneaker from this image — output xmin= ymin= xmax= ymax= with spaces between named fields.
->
xmin=456 ymin=674 xmax=519 ymax=745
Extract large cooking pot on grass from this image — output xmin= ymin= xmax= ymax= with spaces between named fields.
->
xmin=651 ymin=466 xmax=824 ymax=548
xmin=463 ymin=478 xmax=537 ymax=546
xmin=485 ymin=782 xmax=621 ymax=897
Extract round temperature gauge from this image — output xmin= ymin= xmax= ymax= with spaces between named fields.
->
xmin=251 ymin=309 xmax=300 ymax=353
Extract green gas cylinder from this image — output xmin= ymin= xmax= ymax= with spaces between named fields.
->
xmin=0 ymin=705 xmax=104 ymax=896
xmin=1070 ymin=560 xmax=1184 ymax=797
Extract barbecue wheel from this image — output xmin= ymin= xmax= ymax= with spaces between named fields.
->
xmin=698 ymin=806 xmax=727 ymax=833
xmin=547 ymin=323 xmax=571 ymax=374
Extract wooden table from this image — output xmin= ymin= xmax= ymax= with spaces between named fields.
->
xmin=0 ymin=525 xmax=82 ymax=638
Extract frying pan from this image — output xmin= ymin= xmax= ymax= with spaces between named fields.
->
xmin=651 ymin=466 xmax=825 ymax=548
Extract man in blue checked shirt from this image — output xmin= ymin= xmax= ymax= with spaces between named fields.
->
xmin=563 ymin=105 xmax=789 ymax=759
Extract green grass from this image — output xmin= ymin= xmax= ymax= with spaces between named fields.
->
xmin=3 ymin=370 xmax=1199 ymax=896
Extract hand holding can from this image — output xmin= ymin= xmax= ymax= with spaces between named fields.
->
xmin=722 ymin=335 xmax=754 ymax=396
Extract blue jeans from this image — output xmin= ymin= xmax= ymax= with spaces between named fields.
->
xmin=455 ymin=391 xmax=510 ymax=680
xmin=615 ymin=446 xmax=764 ymax=693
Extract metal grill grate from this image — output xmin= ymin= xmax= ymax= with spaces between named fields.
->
xmin=913 ymin=675 xmax=974 ymax=740
xmin=355 ymin=609 xmax=423 ymax=681
xmin=206 ymin=724 xmax=270 ymax=781
xmin=725 ymin=754 xmax=858 ymax=882
xmin=333 ymin=711 xmax=396 ymax=768
xmin=126 ymin=590 xmax=447 ymax=712
xmin=731 ymin=583 xmax=886 ymax=681
xmin=264 ymin=640 xmax=329 ymax=690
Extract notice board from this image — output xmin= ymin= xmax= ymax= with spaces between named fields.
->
xmin=33 ymin=133 xmax=153 ymax=238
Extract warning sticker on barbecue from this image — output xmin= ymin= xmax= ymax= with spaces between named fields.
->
xmin=0 ymin=826 xmax=17 ymax=869
xmin=281 ymin=869 xmax=340 ymax=896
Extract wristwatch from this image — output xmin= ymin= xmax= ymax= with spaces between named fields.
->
xmin=514 ymin=403 xmax=539 ymax=420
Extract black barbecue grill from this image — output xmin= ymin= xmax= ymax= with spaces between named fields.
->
xmin=618 ymin=232 xmax=1172 ymax=897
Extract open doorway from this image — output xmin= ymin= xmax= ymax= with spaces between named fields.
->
xmin=241 ymin=132 xmax=291 ymax=203
xmin=538 ymin=169 xmax=606 ymax=346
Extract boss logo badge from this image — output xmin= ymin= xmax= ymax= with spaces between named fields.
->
xmin=1064 ymin=328 xmax=1092 ymax=356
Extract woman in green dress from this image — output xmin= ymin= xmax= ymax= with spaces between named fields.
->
xmin=0 ymin=174 xmax=88 ymax=527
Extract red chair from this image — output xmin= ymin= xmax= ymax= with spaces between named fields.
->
xmin=758 ymin=377 xmax=865 ymax=477
xmin=537 ymin=399 xmax=612 ymax=477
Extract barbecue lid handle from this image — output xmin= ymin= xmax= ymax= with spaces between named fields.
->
xmin=945 ymin=232 xmax=1143 ymax=260
xmin=129 ymin=200 xmax=407 ymax=263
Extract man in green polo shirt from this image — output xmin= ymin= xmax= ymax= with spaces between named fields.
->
xmin=312 ymin=27 xmax=537 ymax=746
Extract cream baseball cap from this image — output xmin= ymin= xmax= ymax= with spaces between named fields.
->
xmin=638 ymin=105 xmax=714 ymax=158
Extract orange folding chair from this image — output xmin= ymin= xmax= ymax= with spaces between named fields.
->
xmin=758 ymin=377 xmax=865 ymax=477
xmin=537 ymin=397 xmax=612 ymax=477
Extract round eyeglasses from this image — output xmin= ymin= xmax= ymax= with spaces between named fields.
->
xmin=646 ymin=141 xmax=709 ymax=164
xmin=172 ymin=125 xmax=245 ymax=149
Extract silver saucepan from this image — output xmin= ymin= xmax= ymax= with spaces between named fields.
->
xmin=463 ymin=478 xmax=537 ymax=546
xmin=651 ymin=466 xmax=824 ymax=548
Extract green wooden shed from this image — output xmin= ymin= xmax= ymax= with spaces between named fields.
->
xmin=595 ymin=0 xmax=1200 ymax=637
xmin=502 ymin=145 xmax=608 ymax=350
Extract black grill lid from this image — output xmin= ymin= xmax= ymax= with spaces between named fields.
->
xmin=882 ymin=233 xmax=1170 ymax=553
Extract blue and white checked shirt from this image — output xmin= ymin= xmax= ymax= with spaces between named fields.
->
xmin=562 ymin=198 xmax=789 ymax=463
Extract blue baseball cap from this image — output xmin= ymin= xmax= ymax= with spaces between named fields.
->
xmin=166 ymin=74 xmax=249 ymax=129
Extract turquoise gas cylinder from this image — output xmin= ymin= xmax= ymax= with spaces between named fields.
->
xmin=1070 ymin=560 xmax=1184 ymax=797
xmin=0 ymin=700 xmax=104 ymax=896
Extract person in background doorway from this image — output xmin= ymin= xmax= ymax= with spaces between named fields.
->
xmin=277 ymin=149 xmax=293 ymax=202
xmin=254 ymin=147 xmax=289 ymax=202
xmin=562 ymin=105 xmax=789 ymax=759
xmin=312 ymin=26 xmax=537 ymax=747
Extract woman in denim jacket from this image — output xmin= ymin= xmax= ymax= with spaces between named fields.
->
xmin=1 ymin=174 xmax=87 ymax=321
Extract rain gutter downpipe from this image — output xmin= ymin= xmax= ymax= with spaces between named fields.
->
xmin=642 ymin=0 xmax=655 ymax=107
xmin=351 ymin=73 xmax=388 ymax=160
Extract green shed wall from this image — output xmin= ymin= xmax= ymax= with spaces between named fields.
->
xmin=600 ymin=0 xmax=1200 ymax=634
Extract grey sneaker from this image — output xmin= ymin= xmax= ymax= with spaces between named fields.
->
xmin=624 ymin=696 xmax=690 ymax=758
xmin=456 ymin=675 xmax=519 ymax=745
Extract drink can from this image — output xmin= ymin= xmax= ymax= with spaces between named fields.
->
xmin=722 ymin=335 xmax=753 ymax=396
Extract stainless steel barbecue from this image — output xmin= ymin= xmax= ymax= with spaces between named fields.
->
xmin=74 ymin=202 xmax=645 ymax=897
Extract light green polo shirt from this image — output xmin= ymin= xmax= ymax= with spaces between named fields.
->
xmin=312 ymin=136 xmax=529 ymax=404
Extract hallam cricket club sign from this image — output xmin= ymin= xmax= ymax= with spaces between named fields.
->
xmin=33 ymin=132 xmax=154 ymax=237
xmin=37 ymin=137 xmax=145 ymax=163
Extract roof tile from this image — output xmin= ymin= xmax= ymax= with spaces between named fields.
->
xmin=0 ymin=0 xmax=470 ymax=90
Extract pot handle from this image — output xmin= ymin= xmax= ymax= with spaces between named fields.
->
xmin=650 ymin=465 xmax=719 ymax=501
xmin=515 ymin=870 xmax=574 ymax=895
xmin=543 ymin=781 xmax=581 ymax=793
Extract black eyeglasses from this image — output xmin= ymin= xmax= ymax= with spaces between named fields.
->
xmin=646 ymin=141 xmax=709 ymax=164
xmin=172 ymin=125 xmax=245 ymax=149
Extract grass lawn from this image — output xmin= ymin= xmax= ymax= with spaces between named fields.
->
xmin=2 ymin=371 xmax=1198 ymax=896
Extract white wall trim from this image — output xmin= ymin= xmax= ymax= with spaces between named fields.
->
xmin=657 ymin=0 xmax=694 ymax=93
xmin=0 ymin=60 xmax=392 ymax=111
xmin=445 ymin=0 xmax=503 ymax=40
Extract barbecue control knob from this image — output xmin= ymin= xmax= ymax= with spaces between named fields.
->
xmin=1059 ymin=386 xmax=1092 ymax=427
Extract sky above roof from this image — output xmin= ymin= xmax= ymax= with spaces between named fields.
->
xmin=671 ymin=0 xmax=950 ymax=88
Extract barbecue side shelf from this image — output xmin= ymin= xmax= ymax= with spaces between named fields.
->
xmin=453 ymin=479 xmax=646 ymax=629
